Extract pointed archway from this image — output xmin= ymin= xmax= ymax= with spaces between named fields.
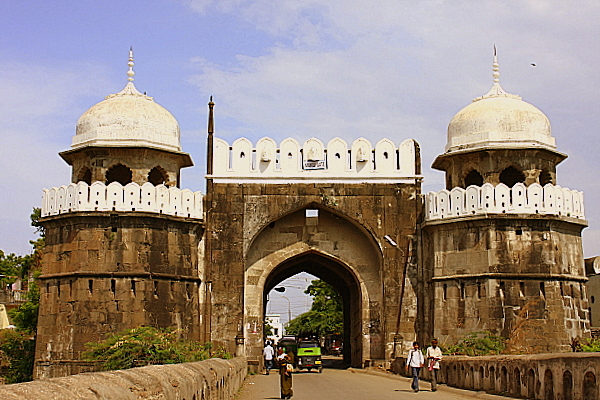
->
xmin=264 ymin=252 xmax=362 ymax=366
xmin=243 ymin=205 xmax=382 ymax=368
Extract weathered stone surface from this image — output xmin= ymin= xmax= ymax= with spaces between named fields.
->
xmin=35 ymin=212 xmax=203 ymax=379
xmin=0 ymin=357 xmax=246 ymax=400
xmin=421 ymin=213 xmax=589 ymax=353
xmin=204 ymin=182 xmax=421 ymax=367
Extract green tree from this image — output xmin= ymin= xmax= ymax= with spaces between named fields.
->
xmin=264 ymin=321 xmax=274 ymax=337
xmin=8 ymin=236 xmax=44 ymax=334
xmin=8 ymin=280 xmax=40 ymax=334
xmin=0 ymin=207 xmax=44 ymax=383
xmin=285 ymin=280 xmax=343 ymax=337
xmin=0 ymin=330 xmax=36 ymax=383
xmin=84 ymin=326 xmax=231 ymax=371
xmin=0 ymin=252 xmax=29 ymax=288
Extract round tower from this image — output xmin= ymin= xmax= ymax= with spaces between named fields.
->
xmin=422 ymin=49 xmax=589 ymax=353
xmin=35 ymin=50 xmax=203 ymax=379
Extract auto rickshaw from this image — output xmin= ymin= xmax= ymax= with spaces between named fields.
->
xmin=296 ymin=339 xmax=322 ymax=373
xmin=278 ymin=335 xmax=298 ymax=368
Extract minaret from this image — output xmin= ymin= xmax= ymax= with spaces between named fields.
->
xmin=35 ymin=49 xmax=204 ymax=379
xmin=422 ymin=48 xmax=589 ymax=353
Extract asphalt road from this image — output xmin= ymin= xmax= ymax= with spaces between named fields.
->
xmin=236 ymin=366 xmax=510 ymax=400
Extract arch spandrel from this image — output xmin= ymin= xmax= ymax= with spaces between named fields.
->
xmin=242 ymin=201 xmax=384 ymax=260
xmin=245 ymin=205 xmax=382 ymax=274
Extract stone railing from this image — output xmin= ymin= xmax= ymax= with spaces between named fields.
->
xmin=425 ymin=183 xmax=585 ymax=221
xmin=0 ymin=357 xmax=247 ymax=400
xmin=41 ymin=182 xmax=203 ymax=219
xmin=210 ymin=136 xmax=421 ymax=182
xmin=392 ymin=353 xmax=599 ymax=399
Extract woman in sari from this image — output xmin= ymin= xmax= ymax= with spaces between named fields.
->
xmin=278 ymin=353 xmax=293 ymax=399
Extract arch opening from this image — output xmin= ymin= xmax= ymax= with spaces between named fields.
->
xmin=262 ymin=251 xmax=362 ymax=368
xmin=583 ymin=371 xmax=597 ymax=400
xmin=464 ymin=169 xmax=484 ymax=187
xmin=77 ymin=167 xmax=92 ymax=185
xmin=148 ymin=166 xmax=168 ymax=186
xmin=539 ymin=169 xmax=553 ymax=186
xmin=244 ymin=204 xmax=382 ymax=370
xmin=106 ymin=163 xmax=132 ymax=185
xmin=499 ymin=166 xmax=525 ymax=187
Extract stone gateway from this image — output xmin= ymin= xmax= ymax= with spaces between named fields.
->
xmin=34 ymin=50 xmax=589 ymax=379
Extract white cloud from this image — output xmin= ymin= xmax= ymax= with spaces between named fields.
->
xmin=0 ymin=60 xmax=112 ymax=254
xmin=183 ymin=0 xmax=600 ymax=256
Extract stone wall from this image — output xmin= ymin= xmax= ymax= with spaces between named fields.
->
xmin=203 ymin=181 xmax=421 ymax=367
xmin=421 ymin=214 xmax=589 ymax=353
xmin=0 ymin=357 xmax=246 ymax=400
xmin=35 ymin=212 xmax=204 ymax=379
xmin=406 ymin=353 xmax=598 ymax=400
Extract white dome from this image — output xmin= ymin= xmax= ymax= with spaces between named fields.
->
xmin=446 ymin=87 xmax=554 ymax=153
xmin=73 ymin=82 xmax=181 ymax=153
xmin=446 ymin=50 xmax=556 ymax=154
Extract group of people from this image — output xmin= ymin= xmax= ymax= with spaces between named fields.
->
xmin=406 ymin=339 xmax=443 ymax=392
xmin=264 ymin=338 xmax=442 ymax=397
xmin=263 ymin=341 xmax=294 ymax=399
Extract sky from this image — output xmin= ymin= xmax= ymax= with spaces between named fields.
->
xmin=266 ymin=273 xmax=315 ymax=326
xmin=2 ymin=2 xmax=600 ymax=268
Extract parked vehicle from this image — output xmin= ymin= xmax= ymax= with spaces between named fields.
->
xmin=324 ymin=334 xmax=343 ymax=356
xmin=296 ymin=339 xmax=322 ymax=373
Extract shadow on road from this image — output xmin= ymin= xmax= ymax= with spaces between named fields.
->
xmin=320 ymin=355 xmax=349 ymax=370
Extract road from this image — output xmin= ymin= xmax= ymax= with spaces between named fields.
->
xmin=236 ymin=363 xmax=509 ymax=400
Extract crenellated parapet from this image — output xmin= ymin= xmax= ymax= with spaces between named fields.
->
xmin=425 ymin=183 xmax=585 ymax=221
xmin=41 ymin=182 xmax=203 ymax=219
xmin=210 ymin=136 xmax=421 ymax=182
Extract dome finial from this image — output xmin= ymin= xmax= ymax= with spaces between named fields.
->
xmin=127 ymin=47 xmax=135 ymax=82
xmin=473 ymin=46 xmax=521 ymax=102
xmin=493 ymin=45 xmax=500 ymax=85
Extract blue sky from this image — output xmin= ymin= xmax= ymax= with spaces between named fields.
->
xmin=2 ymin=0 xmax=600 ymax=267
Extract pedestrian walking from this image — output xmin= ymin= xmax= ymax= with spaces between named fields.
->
xmin=263 ymin=341 xmax=275 ymax=375
xmin=278 ymin=353 xmax=293 ymax=399
xmin=405 ymin=341 xmax=424 ymax=392
xmin=426 ymin=339 xmax=443 ymax=392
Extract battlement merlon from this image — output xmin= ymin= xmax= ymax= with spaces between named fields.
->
xmin=424 ymin=182 xmax=586 ymax=222
xmin=41 ymin=181 xmax=203 ymax=219
xmin=208 ymin=136 xmax=423 ymax=183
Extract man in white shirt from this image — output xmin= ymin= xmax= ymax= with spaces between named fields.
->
xmin=426 ymin=339 xmax=443 ymax=392
xmin=405 ymin=341 xmax=425 ymax=392
xmin=263 ymin=341 xmax=275 ymax=375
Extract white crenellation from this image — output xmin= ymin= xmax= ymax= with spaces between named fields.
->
xmin=425 ymin=183 xmax=585 ymax=221
xmin=210 ymin=136 xmax=421 ymax=182
xmin=42 ymin=182 xmax=203 ymax=219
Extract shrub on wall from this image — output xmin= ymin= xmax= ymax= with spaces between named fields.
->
xmin=84 ymin=326 xmax=231 ymax=371
xmin=580 ymin=338 xmax=600 ymax=352
xmin=443 ymin=331 xmax=506 ymax=356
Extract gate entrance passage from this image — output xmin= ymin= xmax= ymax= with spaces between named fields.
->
xmin=264 ymin=252 xmax=362 ymax=366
